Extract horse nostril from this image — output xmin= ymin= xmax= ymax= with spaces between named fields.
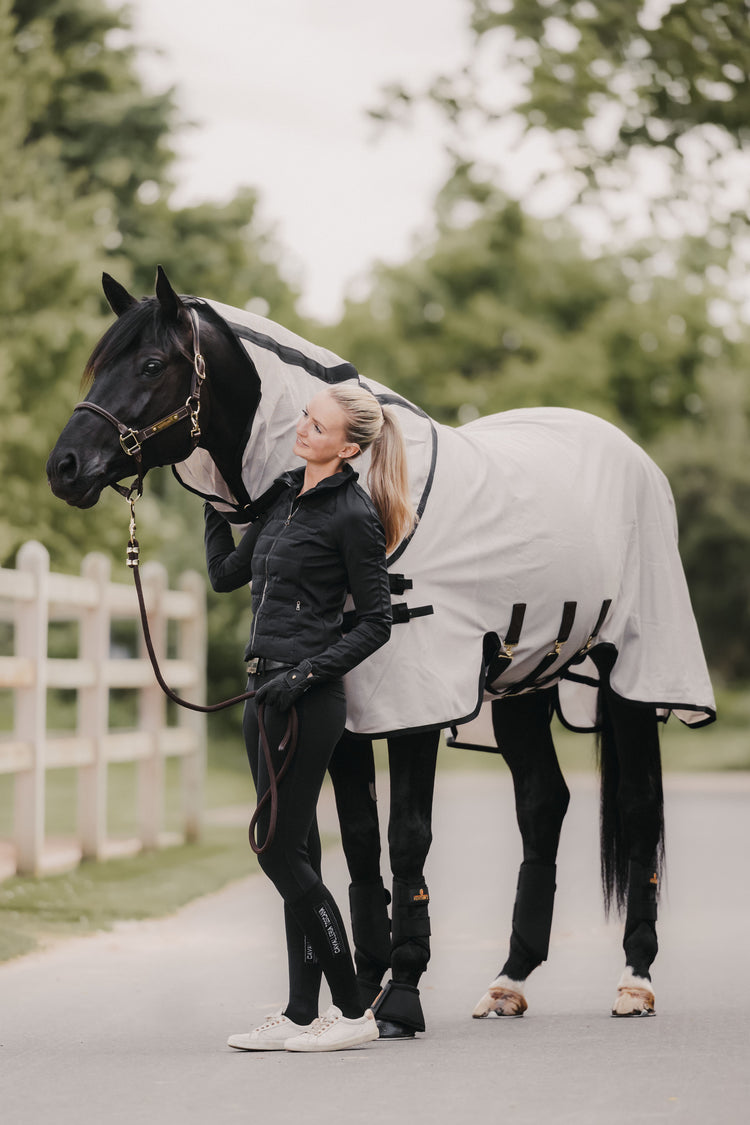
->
xmin=55 ymin=451 xmax=79 ymax=483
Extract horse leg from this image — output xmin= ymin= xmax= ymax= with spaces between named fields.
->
xmin=597 ymin=671 xmax=664 ymax=1018
xmin=473 ymin=690 xmax=570 ymax=1018
xmin=370 ymin=729 xmax=440 ymax=1038
xmin=327 ymin=732 xmax=392 ymax=1008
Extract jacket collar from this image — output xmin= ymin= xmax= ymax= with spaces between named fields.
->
xmin=278 ymin=462 xmax=359 ymax=495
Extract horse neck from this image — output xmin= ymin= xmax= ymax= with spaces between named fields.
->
xmin=192 ymin=301 xmax=371 ymax=507
xmin=196 ymin=311 xmax=261 ymax=500
xmin=201 ymin=304 xmax=338 ymax=500
xmin=238 ymin=363 xmax=320 ymax=493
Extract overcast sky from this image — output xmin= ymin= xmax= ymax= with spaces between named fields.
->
xmin=123 ymin=2 xmax=750 ymax=328
xmin=126 ymin=0 xmax=476 ymax=320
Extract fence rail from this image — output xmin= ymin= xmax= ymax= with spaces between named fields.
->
xmin=0 ymin=541 xmax=206 ymax=879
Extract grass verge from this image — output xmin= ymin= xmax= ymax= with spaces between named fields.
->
xmin=0 ymin=824 xmax=253 ymax=963
xmin=0 ymin=731 xmax=257 ymax=964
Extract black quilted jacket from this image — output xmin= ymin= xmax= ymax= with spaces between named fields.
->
xmin=204 ymin=464 xmax=392 ymax=680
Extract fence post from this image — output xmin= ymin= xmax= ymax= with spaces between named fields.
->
xmin=14 ymin=541 xmax=49 ymax=876
xmin=179 ymin=570 xmax=206 ymax=842
xmin=77 ymin=552 xmax=112 ymax=859
xmin=137 ymin=561 xmax=167 ymax=848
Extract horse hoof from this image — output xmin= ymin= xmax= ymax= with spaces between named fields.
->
xmin=472 ymin=985 xmax=528 ymax=1018
xmin=376 ymin=1019 xmax=416 ymax=1040
xmin=611 ymin=986 xmax=655 ymax=1017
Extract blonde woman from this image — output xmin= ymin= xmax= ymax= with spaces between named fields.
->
xmin=204 ymin=384 xmax=413 ymax=1052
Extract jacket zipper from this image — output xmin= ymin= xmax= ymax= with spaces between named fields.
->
xmin=249 ymin=494 xmax=300 ymax=652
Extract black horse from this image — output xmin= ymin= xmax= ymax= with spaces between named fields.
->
xmin=47 ymin=269 xmax=715 ymax=1033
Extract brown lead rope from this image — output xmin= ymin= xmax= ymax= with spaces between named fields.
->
xmin=127 ymin=496 xmax=297 ymax=855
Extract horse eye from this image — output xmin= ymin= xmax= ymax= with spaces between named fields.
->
xmin=142 ymin=359 xmax=164 ymax=378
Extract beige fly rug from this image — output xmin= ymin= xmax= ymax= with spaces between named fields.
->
xmin=173 ymin=299 xmax=716 ymax=742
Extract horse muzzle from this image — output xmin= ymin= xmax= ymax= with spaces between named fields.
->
xmin=46 ymin=444 xmax=124 ymax=508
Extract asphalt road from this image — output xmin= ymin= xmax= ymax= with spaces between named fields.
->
xmin=1 ymin=768 xmax=749 ymax=1125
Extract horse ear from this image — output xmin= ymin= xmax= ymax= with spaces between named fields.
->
xmin=102 ymin=273 xmax=138 ymax=317
xmin=155 ymin=265 xmax=184 ymax=322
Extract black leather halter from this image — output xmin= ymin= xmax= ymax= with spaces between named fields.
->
xmin=73 ymin=306 xmax=206 ymax=499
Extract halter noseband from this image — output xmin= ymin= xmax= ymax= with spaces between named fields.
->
xmin=73 ymin=306 xmax=207 ymax=499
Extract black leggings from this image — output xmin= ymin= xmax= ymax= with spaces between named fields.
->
xmin=243 ymin=673 xmax=362 ymax=1022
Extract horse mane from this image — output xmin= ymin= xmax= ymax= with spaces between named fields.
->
xmin=82 ymin=298 xmax=194 ymax=390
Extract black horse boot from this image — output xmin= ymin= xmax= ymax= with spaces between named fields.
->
xmin=613 ymin=859 xmax=659 ymax=1016
xmin=371 ymin=878 xmax=430 ymax=1038
xmin=349 ymin=878 xmax=392 ymax=1008
xmin=501 ymin=860 xmax=557 ymax=981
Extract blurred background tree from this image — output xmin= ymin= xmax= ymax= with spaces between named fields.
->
xmin=1 ymin=0 xmax=303 ymax=722
xmin=345 ymin=0 xmax=750 ymax=681
xmin=372 ymin=1 xmax=750 ymax=252
xmin=324 ymin=165 xmax=735 ymax=436
xmin=2 ymin=0 xmax=748 ymax=700
xmin=2 ymin=0 xmax=302 ymax=563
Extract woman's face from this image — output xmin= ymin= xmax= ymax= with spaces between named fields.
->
xmin=294 ymin=391 xmax=359 ymax=471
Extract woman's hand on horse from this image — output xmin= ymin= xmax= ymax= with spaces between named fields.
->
xmin=255 ymin=661 xmax=315 ymax=712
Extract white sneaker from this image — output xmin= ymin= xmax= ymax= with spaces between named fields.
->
xmin=227 ymin=1010 xmax=313 ymax=1051
xmin=284 ymin=1005 xmax=379 ymax=1053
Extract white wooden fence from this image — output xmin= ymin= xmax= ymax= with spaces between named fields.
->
xmin=0 ymin=541 xmax=206 ymax=879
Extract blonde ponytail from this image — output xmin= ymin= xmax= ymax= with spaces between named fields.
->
xmin=368 ymin=407 xmax=415 ymax=553
xmin=326 ymin=384 xmax=415 ymax=553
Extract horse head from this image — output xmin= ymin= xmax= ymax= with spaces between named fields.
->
xmin=47 ymin=267 xmax=217 ymax=508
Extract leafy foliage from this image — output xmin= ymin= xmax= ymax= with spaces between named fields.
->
xmin=372 ymin=0 xmax=750 ymax=287
xmin=326 ymin=168 xmax=735 ymax=435
xmin=1 ymin=0 xmax=301 ymax=721
xmin=1 ymin=0 xmax=299 ymax=567
xmin=12 ymin=0 xmax=177 ymax=236
xmin=363 ymin=2 xmax=750 ymax=683
xmin=468 ymin=0 xmax=750 ymax=160
xmin=324 ymin=166 xmax=750 ymax=679
xmin=0 ymin=0 xmax=120 ymax=565
xmin=652 ymin=371 xmax=750 ymax=680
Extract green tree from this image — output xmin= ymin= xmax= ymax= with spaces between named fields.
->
xmin=10 ymin=1 xmax=303 ymax=323
xmin=12 ymin=0 xmax=178 ymax=240
xmin=123 ymin=189 xmax=302 ymax=330
xmin=325 ymin=167 xmax=749 ymax=681
xmin=466 ymin=1 xmax=750 ymax=173
xmin=364 ymin=2 xmax=750 ymax=682
xmin=327 ymin=168 xmax=735 ymax=439
xmin=2 ymin=0 xmax=304 ymax=722
xmin=0 ymin=0 xmax=122 ymax=566
xmin=1 ymin=0 xmax=300 ymax=570
xmin=374 ymin=1 xmax=750 ymax=228
xmin=652 ymin=370 xmax=750 ymax=681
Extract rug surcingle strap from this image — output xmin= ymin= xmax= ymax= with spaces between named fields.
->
xmin=341 ymin=601 xmax=433 ymax=633
xmin=485 ymin=602 xmax=527 ymax=689
xmin=505 ymin=601 xmax=578 ymax=695
xmin=390 ymin=603 xmax=433 ymax=625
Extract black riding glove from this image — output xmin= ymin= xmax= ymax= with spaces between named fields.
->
xmin=254 ymin=660 xmax=315 ymax=712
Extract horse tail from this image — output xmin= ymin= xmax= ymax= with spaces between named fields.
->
xmin=596 ymin=673 xmax=665 ymax=918
xmin=596 ymin=689 xmax=627 ymax=916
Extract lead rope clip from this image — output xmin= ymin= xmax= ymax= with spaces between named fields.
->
xmin=114 ymin=455 xmax=295 ymax=857
xmin=126 ymin=495 xmax=140 ymax=568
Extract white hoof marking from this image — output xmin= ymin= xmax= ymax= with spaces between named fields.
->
xmin=611 ymin=985 xmax=656 ymax=1017
xmin=472 ymin=977 xmax=528 ymax=1018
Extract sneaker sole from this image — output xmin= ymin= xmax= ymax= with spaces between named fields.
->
xmin=227 ymin=1037 xmax=289 ymax=1051
xmin=285 ymin=1028 xmax=379 ymax=1053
